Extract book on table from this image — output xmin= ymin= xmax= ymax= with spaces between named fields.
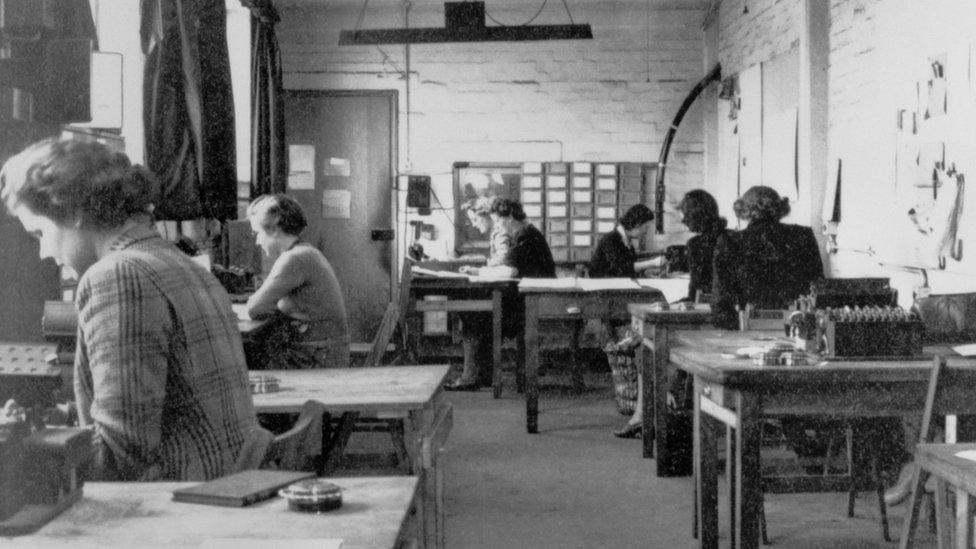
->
xmin=172 ymin=469 xmax=316 ymax=507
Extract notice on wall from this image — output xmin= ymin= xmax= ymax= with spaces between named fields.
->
xmin=322 ymin=190 xmax=351 ymax=219
xmin=287 ymin=145 xmax=315 ymax=190
xmin=323 ymin=157 xmax=351 ymax=177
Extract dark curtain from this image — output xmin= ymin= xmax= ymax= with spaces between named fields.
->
xmin=141 ymin=0 xmax=238 ymax=221
xmin=247 ymin=0 xmax=287 ymax=198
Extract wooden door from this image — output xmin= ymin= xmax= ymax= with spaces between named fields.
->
xmin=283 ymin=90 xmax=396 ymax=343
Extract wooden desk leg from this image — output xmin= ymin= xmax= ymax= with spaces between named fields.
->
xmin=734 ymin=392 xmax=762 ymax=549
xmin=934 ymin=478 xmax=951 ymax=549
xmin=492 ymin=289 xmax=503 ymax=399
xmin=699 ymin=401 xmax=720 ymax=548
xmin=956 ymin=490 xmax=974 ymax=549
xmin=641 ymin=326 xmax=674 ymax=468
xmin=641 ymin=324 xmax=657 ymax=460
xmin=728 ymin=424 xmax=736 ymax=548
xmin=525 ymin=296 xmax=540 ymax=434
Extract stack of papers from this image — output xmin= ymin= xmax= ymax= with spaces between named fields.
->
xmin=518 ymin=278 xmax=648 ymax=292
xmin=411 ymin=267 xmax=469 ymax=279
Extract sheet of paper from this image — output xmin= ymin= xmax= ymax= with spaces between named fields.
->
xmin=287 ymin=172 xmax=314 ymax=190
xmin=518 ymin=277 xmax=579 ymax=290
xmin=955 ymin=449 xmax=976 ymax=462
xmin=323 ymin=157 xmax=351 ymax=177
xmin=411 ymin=266 xmax=469 ymax=279
xmin=951 ymin=343 xmax=976 ymax=356
xmin=288 ymin=144 xmax=315 ymax=173
xmin=576 ymin=278 xmax=641 ymax=291
xmin=199 ymin=539 xmax=343 ymax=549
xmin=322 ymin=190 xmax=351 ymax=219
xmin=636 ymin=278 xmax=692 ymax=303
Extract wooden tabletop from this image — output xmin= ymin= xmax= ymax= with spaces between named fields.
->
xmin=4 ymin=476 xmax=419 ymax=549
xmin=627 ymin=302 xmax=712 ymax=324
xmin=251 ymin=365 xmax=451 ymax=414
xmin=916 ymin=443 xmax=976 ymax=495
xmin=670 ymin=329 xmax=966 ymax=386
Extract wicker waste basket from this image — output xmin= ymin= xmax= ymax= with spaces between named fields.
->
xmin=604 ymin=329 xmax=642 ymax=415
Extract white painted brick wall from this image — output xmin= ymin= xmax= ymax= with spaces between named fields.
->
xmin=715 ymin=0 xmax=976 ymax=296
xmin=277 ymin=1 xmax=709 ymax=256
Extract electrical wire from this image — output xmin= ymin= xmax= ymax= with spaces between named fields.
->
xmin=485 ymin=0 xmax=549 ymax=27
xmin=559 ymin=0 xmax=576 ymax=25
xmin=352 ymin=0 xmax=371 ymax=33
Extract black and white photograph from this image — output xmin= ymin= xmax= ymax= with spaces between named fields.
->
xmin=1 ymin=0 xmax=976 ymax=547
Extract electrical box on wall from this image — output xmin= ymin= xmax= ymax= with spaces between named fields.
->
xmin=407 ymin=175 xmax=431 ymax=212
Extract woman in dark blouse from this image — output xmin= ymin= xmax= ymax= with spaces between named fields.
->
xmin=613 ymin=191 xmax=730 ymax=438
xmin=680 ymin=190 xmax=731 ymax=302
xmin=711 ymin=186 xmax=824 ymax=330
xmin=445 ymin=199 xmax=555 ymax=391
xmin=589 ymin=204 xmax=658 ymax=278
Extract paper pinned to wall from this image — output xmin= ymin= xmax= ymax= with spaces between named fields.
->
xmin=322 ymin=190 xmax=351 ymax=219
xmin=761 ymin=107 xmax=798 ymax=203
xmin=738 ymin=63 xmax=763 ymax=189
xmin=323 ymin=157 xmax=351 ymax=177
xmin=288 ymin=145 xmax=315 ymax=190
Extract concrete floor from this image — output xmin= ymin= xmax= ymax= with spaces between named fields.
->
xmin=433 ymin=373 xmax=944 ymax=549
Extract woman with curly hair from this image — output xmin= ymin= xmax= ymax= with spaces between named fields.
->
xmin=0 ymin=138 xmax=260 ymax=481
xmin=711 ymin=185 xmax=823 ymax=329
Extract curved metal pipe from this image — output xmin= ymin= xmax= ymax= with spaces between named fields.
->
xmin=654 ymin=63 xmax=722 ymax=232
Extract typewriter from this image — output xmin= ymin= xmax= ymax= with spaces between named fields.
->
xmin=0 ymin=343 xmax=90 ymax=536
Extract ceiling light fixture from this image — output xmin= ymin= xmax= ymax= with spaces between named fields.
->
xmin=338 ymin=1 xmax=593 ymax=46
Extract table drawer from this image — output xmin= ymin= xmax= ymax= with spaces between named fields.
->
xmin=533 ymin=295 xmax=609 ymax=318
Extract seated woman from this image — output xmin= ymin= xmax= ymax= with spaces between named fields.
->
xmin=458 ymin=197 xmax=512 ymax=275
xmin=446 ymin=198 xmax=555 ymax=391
xmin=589 ymin=203 xmax=659 ymax=278
xmin=712 ymin=186 xmax=828 ymax=464
xmin=711 ymin=185 xmax=824 ymax=329
xmin=0 ymin=138 xmax=260 ymax=480
xmin=612 ymin=191 xmax=730 ymax=438
xmin=246 ymin=194 xmax=350 ymax=370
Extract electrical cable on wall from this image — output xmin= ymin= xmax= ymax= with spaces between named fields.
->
xmin=485 ymin=0 xmax=548 ymax=26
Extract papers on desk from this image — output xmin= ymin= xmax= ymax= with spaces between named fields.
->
xmin=955 ymin=450 xmax=976 ymax=462
xmin=952 ymin=343 xmax=976 ymax=357
xmin=200 ymin=539 xmax=343 ymax=549
xmin=635 ymin=278 xmax=691 ymax=303
xmin=412 ymin=266 xmax=517 ymax=283
xmin=576 ymin=278 xmax=641 ymax=291
xmin=518 ymin=277 xmax=643 ymax=291
xmin=411 ymin=266 xmax=469 ymax=279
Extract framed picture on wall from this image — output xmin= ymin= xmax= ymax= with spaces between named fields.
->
xmin=454 ymin=162 xmax=522 ymax=256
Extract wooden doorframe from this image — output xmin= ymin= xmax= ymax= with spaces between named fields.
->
xmin=283 ymin=88 xmax=399 ymax=302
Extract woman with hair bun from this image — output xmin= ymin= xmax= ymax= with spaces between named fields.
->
xmin=0 ymin=138 xmax=260 ymax=481
xmin=711 ymin=185 xmax=824 ymax=329
xmin=246 ymin=193 xmax=350 ymax=370
xmin=589 ymin=203 xmax=659 ymax=278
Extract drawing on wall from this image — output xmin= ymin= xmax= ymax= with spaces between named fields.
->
xmin=924 ymin=54 xmax=947 ymax=119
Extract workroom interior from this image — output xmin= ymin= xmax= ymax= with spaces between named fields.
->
xmin=1 ymin=0 xmax=976 ymax=547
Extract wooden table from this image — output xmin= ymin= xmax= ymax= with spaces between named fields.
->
xmin=628 ymin=303 xmax=711 ymax=476
xmin=520 ymin=283 xmax=665 ymax=433
xmin=410 ymin=276 xmax=518 ymax=398
xmin=4 ymin=477 xmax=420 ymax=548
xmin=252 ymin=365 xmax=452 ymax=549
xmin=911 ymin=442 xmax=976 ymax=549
xmin=670 ymin=330 xmax=976 ymax=549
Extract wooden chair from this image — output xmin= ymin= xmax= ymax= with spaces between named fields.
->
xmin=258 ymin=400 xmax=331 ymax=472
xmin=900 ymin=356 xmax=976 ymax=548
xmin=324 ymin=261 xmax=413 ymax=474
